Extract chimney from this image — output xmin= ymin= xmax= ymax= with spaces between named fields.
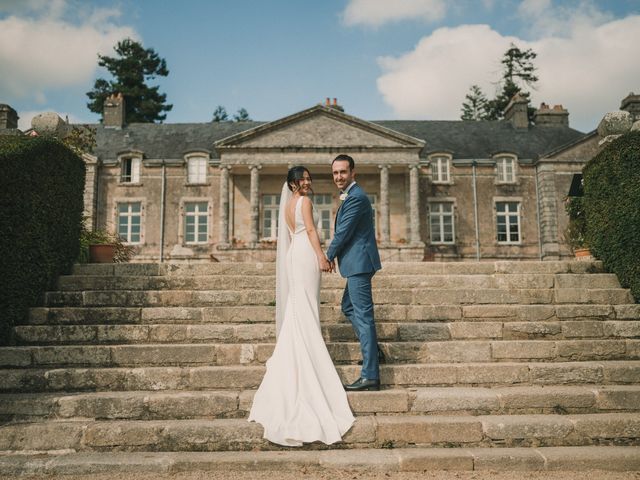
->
xmin=0 ymin=104 xmax=19 ymax=129
xmin=325 ymin=97 xmax=331 ymax=106
xmin=503 ymin=93 xmax=529 ymax=129
xmin=620 ymin=91 xmax=640 ymax=121
xmin=103 ymin=92 xmax=125 ymax=128
xmin=533 ymin=102 xmax=569 ymax=127
xmin=328 ymin=97 xmax=344 ymax=113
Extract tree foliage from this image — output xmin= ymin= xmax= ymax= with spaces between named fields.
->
xmin=461 ymin=85 xmax=490 ymax=121
xmin=212 ymin=105 xmax=229 ymax=122
xmin=86 ymin=38 xmax=173 ymax=123
xmin=233 ymin=108 xmax=252 ymax=122
xmin=461 ymin=43 xmax=538 ymax=121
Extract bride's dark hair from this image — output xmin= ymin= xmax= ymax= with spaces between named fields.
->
xmin=287 ymin=166 xmax=312 ymax=193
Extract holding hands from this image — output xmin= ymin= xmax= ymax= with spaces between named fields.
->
xmin=319 ymin=256 xmax=336 ymax=273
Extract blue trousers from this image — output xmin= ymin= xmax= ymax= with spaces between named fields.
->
xmin=341 ymin=272 xmax=379 ymax=380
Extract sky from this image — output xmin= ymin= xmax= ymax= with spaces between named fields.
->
xmin=1 ymin=0 xmax=639 ymax=133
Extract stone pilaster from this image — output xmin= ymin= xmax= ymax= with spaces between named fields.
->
xmin=378 ymin=164 xmax=390 ymax=245
xmin=409 ymin=164 xmax=423 ymax=246
xmin=219 ymin=165 xmax=231 ymax=246
xmin=536 ymin=163 xmax=560 ymax=259
xmin=82 ymin=153 xmax=100 ymax=230
xmin=249 ymin=165 xmax=262 ymax=247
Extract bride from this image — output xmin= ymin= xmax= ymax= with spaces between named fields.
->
xmin=248 ymin=166 xmax=355 ymax=446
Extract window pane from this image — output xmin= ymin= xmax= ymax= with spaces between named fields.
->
xmin=118 ymin=204 xmax=128 ymax=213
xmin=131 ymin=203 xmax=141 ymax=213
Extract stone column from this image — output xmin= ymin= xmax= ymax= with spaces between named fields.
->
xmin=536 ymin=162 xmax=560 ymax=259
xmin=378 ymin=164 xmax=390 ymax=245
xmin=409 ymin=164 xmax=422 ymax=245
xmin=249 ymin=164 xmax=261 ymax=247
xmin=82 ymin=154 xmax=100 ymax=230
xmin=218 ymin=165 xmax=231 ymax=247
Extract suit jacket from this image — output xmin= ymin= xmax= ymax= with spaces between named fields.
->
xmin=327 ymin=183 xmax=382 ymax=278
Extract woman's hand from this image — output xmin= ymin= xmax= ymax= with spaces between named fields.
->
xmin=319 ymin=255 xmax=331 ymax=272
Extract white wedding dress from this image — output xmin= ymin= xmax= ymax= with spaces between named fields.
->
xmin=248 ymin=190 xmax=355 ymax=446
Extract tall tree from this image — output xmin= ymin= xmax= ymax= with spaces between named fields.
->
xmin=86 ymin=38 xmax=172 ymax=123
xmin=486 ymin=43 xmax=539 ymax=120
xmin=460 ymin=85 xmax=490 ymax=121
xmin=233 ymin=108 xmax=251 ymax=122
xmin=212 ymin=106 xmax=229 ymax=122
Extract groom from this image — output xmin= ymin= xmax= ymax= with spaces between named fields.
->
xmin=326 ymin=154 xmax=383 ymax=391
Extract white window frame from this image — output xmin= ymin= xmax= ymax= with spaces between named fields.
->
xmin=114 ymin=199 xmax=145 ymax=244
xmin=184 ymin=201 xmax=209 ymax=244
xmin=428 ymin=201 xmax=455 ymax=244
xmin=312 ymin=193 xmax=333 ymax=242
xmin=495 ymin=200 xmax=521 ymax=244
xmin=261 ymin=194 xmax=280 ymax=240
xmin=429 ymin=155 xmax=452 ymax=184
xmin=120 ymin=156 xmax=141 ymax=184
xmin=186 ymin=154 xmax=209 ymax=185
xmin=495 ymin=155 xmax=517 ymax=184
xmin=178 ymin=198 xmax=212 ymax=245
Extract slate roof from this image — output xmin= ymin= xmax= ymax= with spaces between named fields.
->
xmin=374 ymin=120 xmax=585 ymax=159
xmin=92 ymin=118 xmax=585 ymax=161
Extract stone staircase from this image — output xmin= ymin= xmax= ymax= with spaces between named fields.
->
xmin=1 ymin=261 xmax=640 ymax=475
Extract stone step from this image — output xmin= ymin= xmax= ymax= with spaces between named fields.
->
xmin=1 ymin=413 xmax=639 ymax=452
xmin=55 ymin=273 xmax=622 ymax=291
xmin=2 ymin=446 xmax=640 ymax=475
xmin=43 ymin=288 xmax=634 ymax=308
xmin=2 ymin=339 xmax=640 ymax=368
xmin=13 ymin=320 xmax=640 ymax=345
xmin=2 ymin=386 xmax=639 ymax=421
xmin=2 ymin=361 xmax=638 ymax=393
xmin=70 ymin=260 xmax=605 ymax=277
xmin=26 ymin=304 xmax=640 ymax=326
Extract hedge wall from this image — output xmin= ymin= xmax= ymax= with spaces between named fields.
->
xmin=0 ymin=136 xmax=85 ymax=344
xmin=583 ymin=131 xmax=640 ymax=302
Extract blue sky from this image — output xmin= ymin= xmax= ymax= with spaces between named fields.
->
xmin=1 ymin=0 xmax=639 ymax=132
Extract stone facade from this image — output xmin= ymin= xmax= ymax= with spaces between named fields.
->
xmin=7 ymin=94 xmax=637 ymax=262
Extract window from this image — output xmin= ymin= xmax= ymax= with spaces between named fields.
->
xmin=429 ymin=202 xmax=455 ymax=244
xmin=311 ymin=194 xmax=332 ymax=242
xmin=262 ymin=194 xmax=280 ymax=240
xmin=496 ymin=156 xmax=516 ymax=183
xmin=496 ymin=202 xmax=521 ymax=243
xmin=184 ymin=201 xmax=209 ymax=244
xmin=430 ymin=156 xmax=450 ymax=183
xmin=121 ymin=157 xmax=140 ymax=183
xmin=187 ymin=157 xmax=208 ymax=184
xmin=117 ymin=202 xmax=142 ymax=243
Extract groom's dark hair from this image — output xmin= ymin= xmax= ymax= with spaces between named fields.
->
xmin=332 ymin=154 xmax=355 ymax=170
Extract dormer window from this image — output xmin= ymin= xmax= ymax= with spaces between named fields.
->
xmin=120 ymin=157 xmax=140 ymax=183
xmin=187 ymin=156 xmax=208 ymax=184
xmin=496 ymin=156 xmax=517 ymax=183
xmin=430 ymin=155 xmax=451 ymax=183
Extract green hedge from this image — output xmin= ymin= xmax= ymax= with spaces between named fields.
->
xmin=583 ymin=131 xmax=640 ymax=302
xmin=0 ymin=136 xmax=85 ymax=344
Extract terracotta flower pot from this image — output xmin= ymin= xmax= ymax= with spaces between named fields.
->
xmin=574 ymin=247 xmax=592 ymax=259
xmin=89 ymin=244 xmax=116 ymax=263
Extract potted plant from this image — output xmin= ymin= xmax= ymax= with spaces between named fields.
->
xmin=564 ymin=196 xmax=590 ymax=258
xmin=78 ymin=220 xmax=134 ymax=263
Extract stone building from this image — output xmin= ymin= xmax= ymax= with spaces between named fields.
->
xmin=4 ymin=93 xmax=639 ymax=262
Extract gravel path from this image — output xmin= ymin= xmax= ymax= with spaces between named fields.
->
xmin=4 ymin=471 xmax=640 ymax=480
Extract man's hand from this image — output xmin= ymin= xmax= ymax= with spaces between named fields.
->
xmin=329 ymin=259 xmax=336 ymax=273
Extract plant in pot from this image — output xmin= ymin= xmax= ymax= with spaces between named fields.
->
xmin=78 ymin=220 xmax=134 ymax=263
xmin=564 ymin=195 xmax=590 ymax=258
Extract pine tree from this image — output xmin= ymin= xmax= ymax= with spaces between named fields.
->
xmin=212 ymin=106 xmax=229 ymax=122
xmin=86 ymin=38 xmax=172 ymax=123
xmin=233 ymin=108 xmax=251 ymax=122
xmin=486 ymin=44 xmax=538 ymax=120
xmin=460 ymin=85 xmax=490 ymax=121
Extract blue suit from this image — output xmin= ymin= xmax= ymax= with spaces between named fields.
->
xmin=327 ymin=183 xmax=382 ymax=380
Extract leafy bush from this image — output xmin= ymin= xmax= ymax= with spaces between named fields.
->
xmin=0 ymin=136 xmax=85 ymax=344
xmin=77 ymin=219 xmax=135 ymax=263
xmin=564 ymin=195 xmax=587 ymax=252
xmin=583 ymin=131 xmax=640 ymax=302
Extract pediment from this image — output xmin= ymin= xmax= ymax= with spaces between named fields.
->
xmin=214 ymin=105 xmax=424 ymax=150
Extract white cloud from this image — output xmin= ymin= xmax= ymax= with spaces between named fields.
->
xmin=0 ymin=1 xmax=136 ymax=104
xmin=342 ymin=0 xmax=447 ymax=27
xmin=376 ymin=4 xmax=640 ymax=131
